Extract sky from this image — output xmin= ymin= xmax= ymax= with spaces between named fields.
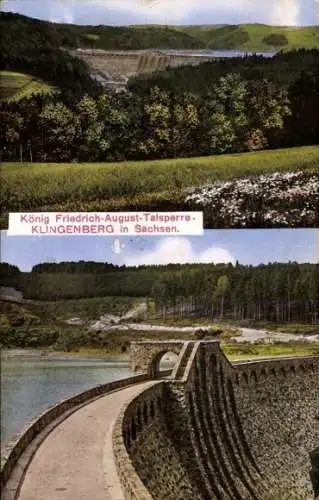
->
xmin=1 ymin=229 xmax=318 ymax=271
xmin=1 ymin=0 xmax=318 ymax=26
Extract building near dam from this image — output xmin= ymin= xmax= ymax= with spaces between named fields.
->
xmin=1 ymin=340 xmax=318 ymax=500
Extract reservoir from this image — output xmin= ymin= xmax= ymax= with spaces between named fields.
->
xmin=1 ymin=349 xmax=130 ymax=447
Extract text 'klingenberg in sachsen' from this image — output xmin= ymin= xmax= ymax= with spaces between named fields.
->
xmin=8 ymin=212 xmax=203 ymax=236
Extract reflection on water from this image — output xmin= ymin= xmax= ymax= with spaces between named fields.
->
xmin=1 ymin=350 xmax=130 ymax=447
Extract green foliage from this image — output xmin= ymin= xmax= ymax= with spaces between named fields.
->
xmin=0 ymin=71 xmax=56 ymax=103
xmin=2 ymin=13 xmax=318 ymax=55
xmin=206 ymin=26 xmax=250 ymax=49
xmin=263 ymin=34 xmax=288 ymax=47
xmin=36 ymin=296 xmax=140 ymax=320
xmin=193 ymin=329 xmax=207 ymax=340
xmin=1 ymin=146 xmax=317 ymax=225
xmin=129 ymin=49 xmax=319 ymax=94
xmin=1 ymin=261 xmax=317 ymax=325
xmin=222 ymin=342 xmax=319 ymax=359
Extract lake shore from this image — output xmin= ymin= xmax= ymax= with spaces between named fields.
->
xmin=1 ymin=347 xmax=129 ymax=360
xmin=2 ymin=342 xmax=318 ymax=362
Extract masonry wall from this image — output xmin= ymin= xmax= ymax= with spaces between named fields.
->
xmin=233 ymin=358 xmax=319 ymax=499
xmin=116 ymin=345 xmax=319 ymax=500
xmin=70 ymin=50 xmax=213 ymax=80
xmin=113 ymin=381 xmax=202 ymax=500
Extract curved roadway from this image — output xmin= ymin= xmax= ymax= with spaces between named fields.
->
xmin=16 ymin=381 xmax=155 ymax=500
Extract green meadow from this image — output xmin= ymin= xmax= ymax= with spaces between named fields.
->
xmin=1 ymin=145 xmax=318 ymax=228
xmin=0 ymin=71 xmax=56 ymax=103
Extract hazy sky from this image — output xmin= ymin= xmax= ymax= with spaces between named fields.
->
xmin=1 ymin=0 xmax=318 ymax=26
xmin=1 ymin=229 xmax=318 ymax=271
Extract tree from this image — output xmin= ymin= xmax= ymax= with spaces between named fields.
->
xmin=244 ymin=79 xmax=291 ymax=150
xmin=39 ymin=101 xmax=80 ymax=160
xmin=138 ymin=87 xmax=171 ymax=157
xmin=213 ymin=275 xmax=230 ymax=319
xmin=76 ymin=95 xmax=108 ymax=160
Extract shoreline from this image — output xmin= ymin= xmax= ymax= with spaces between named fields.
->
xmin=1 ymin=343 xmax=318 ymax=362
xmin=1 ymin=347 xmax=130 ymax=360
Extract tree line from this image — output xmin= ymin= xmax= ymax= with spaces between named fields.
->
xmin=1 ymin=261 xmax=318 ymax=324
xmin=1 ymin=56 xmax=318 ymax=162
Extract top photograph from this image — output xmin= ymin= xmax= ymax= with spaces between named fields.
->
xmin=0 ymin=0 xmax=318 ymax=230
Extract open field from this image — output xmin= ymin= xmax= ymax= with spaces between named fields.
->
xmin=0 ymin=71 xmax=56 ymax=102
xmin=1 ymin=145 xmax=318 ymax=229
xmin=222 ymin=342 xmax=319 ymax=359
xmin=239 ymin=24 xmax=319 ymax=51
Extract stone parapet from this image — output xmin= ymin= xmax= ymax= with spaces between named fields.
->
xmin=1 ymin=373 xmax=148 ymax=495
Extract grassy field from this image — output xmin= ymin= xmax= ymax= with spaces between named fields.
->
xmin=0 ymin=71 xmax=56 ymax=103
xmin=240 ymin=24 xmax=319 ymax=51
xmin=1 ymin=145 xmax=318 ymax=229
xmin=222 ymin=342 xmax=319 ymax=360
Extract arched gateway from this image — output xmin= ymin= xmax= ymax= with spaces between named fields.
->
xmin=130 ymin=340 xmax=184 ymax=378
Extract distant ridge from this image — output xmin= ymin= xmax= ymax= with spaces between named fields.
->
xmin=1 ymin=12 xmax=319 ymax=52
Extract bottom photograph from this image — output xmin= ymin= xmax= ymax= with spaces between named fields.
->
xmin=1 ymin=228 xmax=318 ymax=500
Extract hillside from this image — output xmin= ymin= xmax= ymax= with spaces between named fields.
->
xmin=178 ymin=24 xmax=319 ymax=51
xmin=1 ymin=12 xmax=318 ymax=53
xmin=1 ymin=12 xmax=318 ymax=103
xmin=0 ymin=71 xmax=56 ymax=103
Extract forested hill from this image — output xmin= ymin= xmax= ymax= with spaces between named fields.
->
xmin=1 ymin=261 xmax=318 ymax=323
xmin=1 ymin=12 xmax=319 ymax=52
xmin=0 ymin=12 xmax=104 ymax=101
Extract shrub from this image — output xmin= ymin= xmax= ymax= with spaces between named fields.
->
xmin=193 ymin=329 xmax=207 ymax=340
xmin=263 ymin=34 xmax=288 ymax=46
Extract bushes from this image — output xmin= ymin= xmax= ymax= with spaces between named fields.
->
xmin=263 ymin=34 xmax=288 ymax=47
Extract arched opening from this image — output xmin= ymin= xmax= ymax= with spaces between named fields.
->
xmin=148 ymin=350 xmax=179 ymax=379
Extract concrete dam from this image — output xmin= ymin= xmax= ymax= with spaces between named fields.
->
xmin=68 ymin=49 xmax=216 ymax=88
xmin=1 ymin=341 xmax=318 ymax=500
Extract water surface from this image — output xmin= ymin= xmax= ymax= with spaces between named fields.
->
xmin=1 ymin=349 xmax=130 ymax=447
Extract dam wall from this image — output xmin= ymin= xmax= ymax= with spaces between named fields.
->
xmin=233 ymin=357 xmax=319 ymax=499
xmin=115 ymin=342 xmax=319 ymax=499
xmin=70 ymin=49 xmax=214 ymax=81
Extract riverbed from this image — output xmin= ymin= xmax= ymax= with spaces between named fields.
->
xmin=1 ymin=349 xmax=130 ymax=447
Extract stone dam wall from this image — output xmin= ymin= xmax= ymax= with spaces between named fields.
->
xmin=114 ymin=341 xmax=319 ymax=500
xmin=70 ymin=49 xmax=214 ymax=81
